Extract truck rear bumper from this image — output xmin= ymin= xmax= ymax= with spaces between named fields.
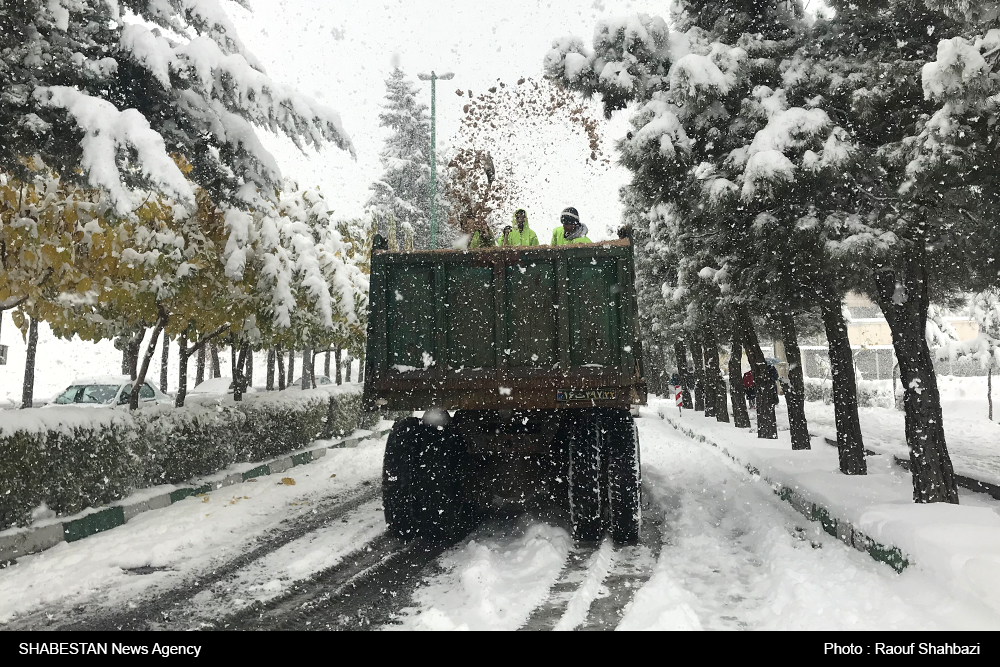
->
xmin=365 ymin=384 xmax=647 ymax=411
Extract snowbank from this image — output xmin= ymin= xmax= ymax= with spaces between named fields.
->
xmin=0 ymin=386 xmax=375 ymax=532
xmin=653 ymin=400 xmax=1000 ymax=617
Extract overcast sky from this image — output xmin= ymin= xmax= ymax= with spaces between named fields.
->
xmin=227 ymin=0 xmax=665 ymax=240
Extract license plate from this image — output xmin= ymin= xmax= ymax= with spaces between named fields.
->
xmin=557 ymin=389 xmax=617 ymax=402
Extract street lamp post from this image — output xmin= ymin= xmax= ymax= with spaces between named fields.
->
xmin=417 ymin=70 xmax=453 ymax=250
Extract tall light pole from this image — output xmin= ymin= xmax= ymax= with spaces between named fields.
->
xmin=417 ymin=70 xmax=453 ymax=249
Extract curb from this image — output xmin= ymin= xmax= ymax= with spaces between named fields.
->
xmin=0 ymin=427 xmax=392 ymax=566
xmin=819 ymin=436 xmax=1000 ymax=502
xmin=658 ymin=409 xmax=910 ymax=573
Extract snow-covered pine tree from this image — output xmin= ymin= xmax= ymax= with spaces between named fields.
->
xmin=788 ymin=0 xmax=974 ymax=501
xmin=545 ymin=3 xmax=878 ymax=465
xmin=367 ymin=68 xmax=432 ymax=250
xmin=1 ymin=0 xmax=353 ymax=215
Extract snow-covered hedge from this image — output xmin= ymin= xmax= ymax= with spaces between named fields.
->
xmin=803 ymin=378 xmax=895 ymax=409
xmin=0 ymin=387 xmax=375 ymax=532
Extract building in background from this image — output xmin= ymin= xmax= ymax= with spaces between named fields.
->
xmin=791 ymin=292 xmax=982 ymax=381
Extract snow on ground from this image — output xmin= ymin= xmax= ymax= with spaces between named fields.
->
xmin=178 ymin=501 xmax=385 ymax=627
xmin=385 ymin=410 xmax=1000 ymax=630
xmin=393 ymin=517 xmax=572 ymax=631
xmin=616 ymin=411 xmax=1000 ymax=630
xmin=647 ymin=400 xmax=1000 ymax=627
xmin=4 ymin=400 xmax=998 ymax=629
xmin=0 ymin=317 xmax=362 ymax=408
xmin=804 ymin=376 xmax=1000 ymax=486
xmin=0 ymin=434 xmax=386 ymax=625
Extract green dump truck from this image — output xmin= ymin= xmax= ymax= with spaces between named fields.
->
xmin=362 ymin=237 xmax=646 ymax=545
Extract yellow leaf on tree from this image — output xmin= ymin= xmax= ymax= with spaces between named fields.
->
xmin=76 ymin=277 xmax=91 ymax=293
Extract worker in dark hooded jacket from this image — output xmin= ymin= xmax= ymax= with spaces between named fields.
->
xmin=504 ymin=208 xmax=539 ymax=246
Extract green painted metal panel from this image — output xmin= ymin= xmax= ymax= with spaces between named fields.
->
xmin=567 ymin=263 xmax=618 ymax=367
xmin=291 ymin=452 xmax=312 ymax=466
xmin=169 ymin=487 xmax=196 ymax=503
xmin=505 ymin=262 xmax=556 ymax=367
xmin=387 ymin=267 xmax=436 ymax=368
xmin=445 ymin=265 xmax=496 ymax=368
xmin=242 ymin=465 xmax=269 ymax=481
xmin=63 ymin=507 xmax=125 ymax=542
xmin=556 ymin=257 xmax=570 ymax=369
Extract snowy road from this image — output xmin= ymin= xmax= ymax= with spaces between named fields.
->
xmin=3 ymin=412 xmax=996 ymax=630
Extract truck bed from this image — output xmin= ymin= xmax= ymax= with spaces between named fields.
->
xmin=362 ymin=238 xmax=646 ymax=411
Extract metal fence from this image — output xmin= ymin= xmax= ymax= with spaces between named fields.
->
xmin=799 ymin=345 xmax=990 ymax=380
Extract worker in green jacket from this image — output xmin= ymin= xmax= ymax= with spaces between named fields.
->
xmin=503 ymin=208 xmax=539 ymax=246
xmin=469 ymin=229 xmax=495 ymax=249
xmin=461 ymin=211 xmax=495 ymax=249
xmin=551 ymin=207 xmax=592 ymax=245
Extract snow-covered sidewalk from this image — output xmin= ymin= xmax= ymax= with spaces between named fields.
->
xmin=0 ymin=433 xmax=388 ymax=626
xmin=652 ymin=398 xmax=1000 ymax=621
xmin=802 ymin=379 xmax=1000 ymax=488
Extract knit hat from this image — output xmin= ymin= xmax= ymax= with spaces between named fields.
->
xmin=560 ymin=207 xmax=580 ymax=225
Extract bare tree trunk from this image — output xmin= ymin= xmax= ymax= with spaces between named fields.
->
xmin=644 ymin=343 xmax=662 ymax=396
xmin=778 ymin=311 xmax=810 ymax=451
xmin=728 ymin=331 xmax=751 ymax=428
xmin=690 ymin=337 xmax=707 ymax=413
xmin=736 ymin=305 xmax=777 ymax=439
xmin=345 ymin=353 xmax=353 ymax=383
xmin=267 ymin=349 xmax=275 ymax=390
xmin=176 ymin=330 xmax=189 ymax=408
xmin=21 ymin=316 xmax=38 ymax=408
xmin=301 ymin=347 xmax=313 ymax=389
xmin=196 ymin=344 xmax=206 ymax=386
xmin=817 ymin=281 xmax=868 ymax=475
xmin=127 ymin=328 xmax=144 ymax=380
xmin=160 ymin=335 xmax=169 ymax=393
xmin=324 ymin=349 xmax=331 ymax=377
xmin=335 ymin=346 xmax=342 ymax=384
xmin=230 ymin=341 xmax=237 ymax=382
xmin=703 ymin=325 xmax=728 ymax=423
xmin=277 ymin=346 xmax=286 ymax=390
xmin=358 ymin=350 xmax=364 ymax=383
xmin=245 ymin=348 xmax=254 ymax=389
xmin=210 ymin=342 xmax=221 ymax=378
xmin=288 ymin=349 xmax=295 ymax=384
xmin=121 ymin=339 xmax=129 ymax=375
xmin=130 ymin=310 xmax=167 ymax=410
xmin=233 ymin=344 xmax=249 ymax=402
xmin=674 ymin=340 xmax=693 ymax=409
xmin=990 ymin=367 xmax=994 ymax=421
xmin=873 ymin=260 xmax=956 ymax=502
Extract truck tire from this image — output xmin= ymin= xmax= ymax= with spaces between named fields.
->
xmin=383 ymin=417 xmax=423 ymax=540
xmin=382 ymin=417 xmax=468 ymax=542
xmin=605 ymin=409 xmax=641 ymax=545
xmin=411 ymin=426 xmax=468 ymax=542
xmin=567 ymin=409 xmax=603 ymax=542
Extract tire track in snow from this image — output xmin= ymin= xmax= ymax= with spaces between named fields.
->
xmin=222 ymin=535 xmax=451 ymax=630
xmin=517 ymin=544 xmax=599 ymax=631
xmin=516 ymin=483 xmax=666 ymax=631
xmin=578 ymin=492 xmax=665 ymax=630
xmin=59 ymin=482 xmax=384 ymax=630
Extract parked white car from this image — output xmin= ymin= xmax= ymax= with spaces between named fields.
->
xmin=47 ymin=376 xmax=172 ymax=408
xmin=190 ymin=376 xmax=257 ymax=396
xmin=285 ymin=375 xmax=334 ymax=390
